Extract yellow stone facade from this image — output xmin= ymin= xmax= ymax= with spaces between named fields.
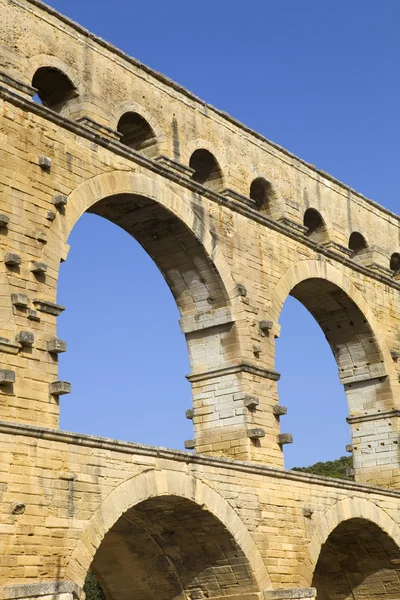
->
xmin=1 ymin=0 xmax=400 ymax=598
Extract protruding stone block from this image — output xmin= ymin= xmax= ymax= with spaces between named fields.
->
xmin=273 ymin=405 xmax=288 ymax=416
xmin=391 ymin=350 xmax=400 ymax=361
xmin=303 ymin=507 xmax=313 ymax=518
xmin=11 ymin=293 xmax=28 ymax=308
xmin=30 ymin=261 xmax=47 ymax=274
xmin=264 ymin=588 xmax=316 ymax=599
xmin=346 ymin=444 xmax=353 ymax=453
xmin=49 ymin=381 xmax=71 ymax=396
xmin=247 ymin=428 xmax=265 ymax=439
xmin=277 ymin=433 xmax=293 ymax=445
xmin=0 ymin=370 xmax=15 ymax=384
xmin=47 ymin=338 xmax=67 ymax=354
xmin=52 ymin=194 xmax=68 ymax=209
xmin=16 ymin=331 xmax=34 ymax=346
xmin=244 ymin=396 xmax=259 ymax=409
xmin=38 ymin=155 xmax=51 ymax=170
xmin=260 ymin=320 xmax=273 ymax=332
xmin=0 ymin=213 xmax=9 ymax=228
xmin=12 ymin=502 xmax=26 ymax=515
xmin=33 ymin=299 xmax=65 ymax=316
xmin=185 ymin=408 xmax=194 ymax=420
xmin=46 ymin=210 xmax=56 ymax=221
xmin=27 ymin=309 xmax=40 ymax=322
xmin=236 ymin=283 xmax=247 ymax=297
xmin=4 ymin=253 xmax=21 ymax=267
xmin=36 ymin=231 xmax=47 ymax=243
xmin=252 ymin=344 xmax=261 ymax=356
xmin=184 ymin=439 xmax=195 ymax=450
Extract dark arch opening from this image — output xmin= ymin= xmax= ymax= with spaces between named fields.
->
xmin=312 ymin=518 xmax=400 ymax=599
xmin=390 ymin=252 xmax=400 ymax=274
xmin=85 ymin=496 xmax=258 ymax=600
xmin=189 ymin=149 xmax=223 ymax=192
xmin=117 ymin=112 xmax=157 ymax=157
xmin=250 ymin=177 xmax=273 ymax=211
xmin=276 ymin=277 xmax=388 ymax=470
xmin=32 ymin=66 xmax=77 ymax=111
xmin=348 ymin=231 xmax=368 ymax=255
xmin=303 ymin=208 xmax=328 ymax=242
xmin=58 ymin=194 xmax=231 ymax=448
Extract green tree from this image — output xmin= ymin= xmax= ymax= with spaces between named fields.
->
xmin=292 ymin=455 xmax=354 ymax=480
xmin=84 ymin=570 xmax=105 ymax=600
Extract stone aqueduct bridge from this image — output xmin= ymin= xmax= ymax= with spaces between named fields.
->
xmin=1 ymin=1 xmax=400 ymax=598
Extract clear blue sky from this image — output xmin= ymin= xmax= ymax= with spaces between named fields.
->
xmin=44 ymin=0 xmax=400 ymax=468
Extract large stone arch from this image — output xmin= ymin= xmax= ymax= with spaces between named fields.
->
xmin=269 ymin=258 xmax=397 ymax=390
xmin=66 ymin=468 xmax=271 ymax=595
xmin=54 ymin=169 xmax=238 ymax=308
xmin=299 ymin=497 xmax=400 ymax=597
xmin=299 ymin=497 xmax=400 ymax=586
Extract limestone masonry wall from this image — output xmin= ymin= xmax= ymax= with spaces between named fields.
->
xmin=1 ymin=0 xmax=400 ymax=598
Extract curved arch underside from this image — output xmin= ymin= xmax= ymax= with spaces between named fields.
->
xmin=312 ymin=518 xmax=400 ymax=599
xmin=87 ymin=193 xmax=228 ymax=316
xmin=289 ymin=277 xmax=390 ymax=414
xmin=91 ymin=496 xmax=258 ymax=600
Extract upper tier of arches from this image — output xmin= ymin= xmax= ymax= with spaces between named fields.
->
xmin=28 ymin=63 xmax=400 ymax=278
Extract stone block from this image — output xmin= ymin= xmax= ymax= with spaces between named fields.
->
xmin=244 ymin=396 xmax=259 ymax=409
xmin=0 ymin=370 xmax=15 ymax=384
xmin=15 ymin=331 xmax=34 ymax=346
xmin=185 ymin=408 xmax=194 ymax=420
xmin=11 ymin=293 xmax=28 ymax=308
xmin=259 ymin=320 xmax=273 ymax=332
xmin=30 ymin=261 xmax=47 ymax=274
xmin=184 ymin=439 xmax=195 ymax=449
xmin=38 ymin=155 xmax=51 ymax=169
xmin=33 ymin=299 xmax=65 ymax=316
xmin=52 ymin=194 xmax=68 ymax=208
xmin=36 ymin=231 xmax=47 ymax=243
xmin=27 ymin=309 xmax=40 ymax=321
xmin=47 ymin=338 xmax=67 ymax=354
xmin=0 ymin=213 xmax=9 ymax=227
xmin=277 ymin=433 xmax=293 ymax=445
xmin=49 ymin=381 xmax=71 ymax=396
xmin=264 ymin=589 xmax=316 ymax=599
xmin=247 ymin=428 xmax=265 ymax=439
xmin=273 ymin=405 xmax=288 ymax=416
xmin=4 ymin=253 xmax=21 ymax=266
xmin=236 ymin=283 xmax=247 ymax=297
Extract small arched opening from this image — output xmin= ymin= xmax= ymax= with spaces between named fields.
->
xmin=390 ymin=252 xmax=400 ymax=277
xmin=312 ymin=518 xmax=400 ymax=598
xmin=303 ymin=208 xmax=328 ymax=243
xmin=84 ymin=495 xmax=260 ymax=600
xmin=189 ymin=149 xmax=223 ymax=192
xmin=117 ymin=112 xmax=158 ymax=157
xmin=250 ymin=177 xmax=274 ymax=211
xmin=348 ymin=231 xmax=368 ymax=256
xmin=32 ymin=66 xmax=77 ymax=112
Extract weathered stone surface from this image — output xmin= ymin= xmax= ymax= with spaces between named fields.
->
xmin=273 ymin=405 xmax=288 ymax=416
xmin=47 ymin=339 xmax=67 ymax=354
xmin=52 ymin=194 xmax=68 ymax=208
xmin=49 ymin=381 xmax=71 ymax=396
xmin=33 ymin=299 xmax=65 ymax=316
xmin=0 ymin=1 xmax=400 ymax=595
xmin=15 ymin=331 xmax=34 ymax=346
xmin=11 ymin=293 xmax=28 ymax=308
xmin=247 ymin=428 xmax=265 ymax=439
xmin=277 ymin=433 xmax=293 ymax=445
xmin=0 ymin=370 xmax=15 ymax=384
xmin=38 ymin=155 xmax=51 ymax=169
xmin=30 ymin=261 xmax=47 ymax=274
xmin=4 ymin=253 xmax=21 ymax=266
